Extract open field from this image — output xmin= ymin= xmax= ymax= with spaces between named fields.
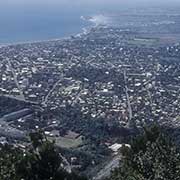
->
xmin=49 ymin=136 xmax=83 ymax=149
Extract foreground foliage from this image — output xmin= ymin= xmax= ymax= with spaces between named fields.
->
xmin=109 ymin=125 xmax=180 ymax=180
xmin=1 ymin=125 xmax=180 ymax=180
xmin=0 ymin=131 xmax=87 ymax=180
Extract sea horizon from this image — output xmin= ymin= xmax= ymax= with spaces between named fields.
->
xmin=1 ymin=1 xmax=179 ymax=45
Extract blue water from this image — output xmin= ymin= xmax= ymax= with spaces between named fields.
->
xmin=0 ymin=1 xmax=179 ymax=44
xmin=0 ymin=1 xmax=121 ymax=44
xmin=0 ymin=3 xmax=96 ymax=44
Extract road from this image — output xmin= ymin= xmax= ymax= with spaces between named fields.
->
xmin=2 ymin=94 xmax=38 ymax=104
xmin=42 ymin=73 xmax=63 ymax=106
xmin=6 ymin=58 xmax=25 ymax=100
xmin=123 ymin=71 xmax=133 ymax=125
xmin=59 ymin=153 xmax=72 ymax=174
xmin=93 ymin=155 xmax=121 ymax=180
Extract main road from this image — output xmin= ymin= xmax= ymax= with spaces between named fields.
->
xmin=6 ymin=58 xmax=25 ymax=100
xmin=42 ymin=73 xmax=64 ymax=106
xmin=123 ymin=71 xmax=133 ymax=124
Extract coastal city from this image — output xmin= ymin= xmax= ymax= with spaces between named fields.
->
xmin=1 ymin=12 xmax=180 ymax=177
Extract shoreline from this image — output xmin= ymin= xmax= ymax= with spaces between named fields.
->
xmin=0 ymin=31 xmax=83 ymax=47
xmin=0 ymin=17 xmax=97 ymax=48
xmin=0 ymin=36 xmax=72 ymax=47
xmin=0 ymin=14 xmax=109 ymax=48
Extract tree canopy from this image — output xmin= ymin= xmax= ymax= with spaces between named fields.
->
xmin=0 ymin=131 xmax=87 ymax=180
xmin=108 ymin=125 xmax=180 ymax=180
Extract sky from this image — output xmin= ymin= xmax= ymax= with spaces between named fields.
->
xmin=1 ymin=0 xmax=180 ymax=6
xmin=0 ymin=0 xmax=179 ymax=15
xmin=0 ymin=0 xmax=179 ymax=18
xmin=1 ymin=0 xmax=180 ymax=14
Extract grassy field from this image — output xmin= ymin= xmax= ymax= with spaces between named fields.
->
xmin=127 ymin=38 xmax=159 ymax=46
xmin=50 ymin=136 xmax=83 ymax=149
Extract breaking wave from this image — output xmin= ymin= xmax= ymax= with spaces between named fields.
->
xmin=81 ymin=14 xmax=110 ymax=26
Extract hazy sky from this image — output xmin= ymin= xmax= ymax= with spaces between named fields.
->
xmin=0 ymin=0 xmax=180 ymax=15
xmin=1 ymin=0 xmax=180 ymax=6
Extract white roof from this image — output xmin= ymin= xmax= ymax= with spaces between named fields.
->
xmin=109 ymin=143 xmax=131 ymax=152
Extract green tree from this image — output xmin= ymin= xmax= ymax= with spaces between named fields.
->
xmin=0 ymin=144 xmax=23 ymax=180
xmin=0 ymin=131 xmax=87 ymax=180
xmin=108 ymin=125 xmax=180 ymax=180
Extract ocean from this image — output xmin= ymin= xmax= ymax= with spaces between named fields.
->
xmin=0 ymin=2 xmax=120 ymax=45
xmin=0 ymin=1 xmax=177 ymax=45
xmin=0 ymin=8 xmax=85 ymax=44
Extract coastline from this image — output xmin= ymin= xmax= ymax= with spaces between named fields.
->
xmin=0 ymin=14 xmax=109 ymax=48
xmin=0 ymin=33 xmax=80 ymax=47
xmin=0 ymin=36 xmax=72 ymax=47
xmin=0 ymin=16 xmax=97 ymax=48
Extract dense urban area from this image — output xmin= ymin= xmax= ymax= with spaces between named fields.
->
xmin=1 ymin=11 xmax=180 ymax=179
